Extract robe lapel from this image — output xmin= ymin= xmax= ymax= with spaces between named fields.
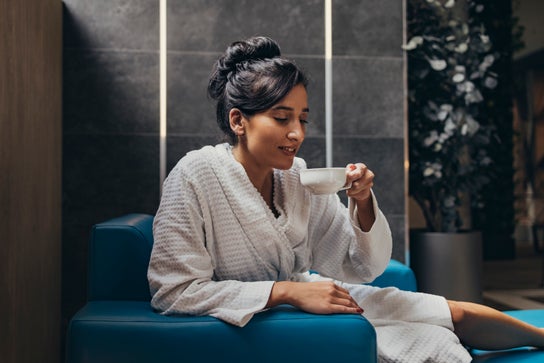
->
xmin=205 ymin=144 xmax=297 ymax=280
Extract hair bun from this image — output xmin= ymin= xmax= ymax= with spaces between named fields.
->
xmin=208 ymin=36 xmax=281 ymax=99
xmin=219 ymin=36 xmax=281 ymax=75
xmin=225 ymin=36 xmax=281 ymax=67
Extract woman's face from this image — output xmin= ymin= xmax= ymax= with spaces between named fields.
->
xmin=237 ymin=84 xmax=309 ymax=172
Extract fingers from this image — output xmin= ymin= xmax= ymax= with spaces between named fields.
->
xmin=331 ymin=296 xmax=364 ymax=314
xmin=324 ymin=283 xmax=364 ymax=314
xmin=345 ymin=163 xmax=374 ymax=200
xmin=346 ymin=163 xmax=374 ymax=184
xmin=289 ymin=281 xmax=364 ymax=315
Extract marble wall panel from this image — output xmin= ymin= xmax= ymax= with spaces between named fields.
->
xmin=331 ymin=0 xmax=406 ymax=261
xmin=167 ymin=135 xmax=224 ymax=172
xmin=333 ymin=0 xmax=403 ymax=58
xmin=63 ymin=134 xmax=160 ymax=213
xmin=64 ymin=49 xmax=159 ymax=134
xmin=292 ymin=57 xmax=326 ymax=137
xmin=167 ymin=0 xmax=324 ymax=54
xmin=333 ymin=136 xmax=405 ymax=259
xmin=62 ymin=0 xmax=160 ymax=344
xmin=62 ymin=133 xmax=160 ymax=337
xmin=167 ymin=53 xmax=223 ymax=134
xmin=63 ymin=0 xmax=159 ymax=50
xmin=387 ymin=215 xmax=407 ymax=262
xmin=333 ymin=137 xmax=404 ymax=215
xmin=332 ymin=57 xmax=404 ymax=138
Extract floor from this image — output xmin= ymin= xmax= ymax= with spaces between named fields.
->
xmin=482 ymin=242 xmax=544 ymax=310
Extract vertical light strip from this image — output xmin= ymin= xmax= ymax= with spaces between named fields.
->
xmin=324 ymin=0 xmax=333 ymax=167
xmin=402 ymin=0 xmax=410 ymax=264
xmin=159 ymin=0 xmax=167 ymax=192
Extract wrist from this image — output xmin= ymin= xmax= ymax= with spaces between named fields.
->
xmin=354 ymin=195 xmax=375 ymax=232
xmin=266 ymin=281 xmax=294 ymax=308
xmin=354 ymin=193 xmax=372 ymax=209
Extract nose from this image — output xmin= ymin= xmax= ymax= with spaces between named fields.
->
xmin=287 ymin=122 xmax=305 ymax=141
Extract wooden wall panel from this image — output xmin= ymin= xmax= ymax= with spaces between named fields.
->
xmin=0 ymin=0 xmax=62 ymax=362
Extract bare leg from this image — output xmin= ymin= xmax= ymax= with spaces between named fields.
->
xmin=448 ymin=300 xmax=544 ymax=350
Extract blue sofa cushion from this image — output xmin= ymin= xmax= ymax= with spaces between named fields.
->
xmin=66 ymin=301 xmax=377 ymax=363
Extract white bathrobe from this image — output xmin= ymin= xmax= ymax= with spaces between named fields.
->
xmin=148 ymin=143 xmax=472 ymax=363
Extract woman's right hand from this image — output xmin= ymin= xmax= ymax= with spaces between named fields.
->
xmin=266 ymin=281 xmax=364 ymax=315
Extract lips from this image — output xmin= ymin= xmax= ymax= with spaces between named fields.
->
xmin=279 ymin=146 xmax=297 ymax=156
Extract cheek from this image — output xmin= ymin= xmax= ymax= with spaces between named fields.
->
xmin=254 ymin=127 xmax=277 ymax=143
xmin=246 ymin=133 xmax=269 ymax=152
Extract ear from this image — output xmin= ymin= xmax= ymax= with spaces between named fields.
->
xmin=229 ymin=108 xmax=246 ymax=136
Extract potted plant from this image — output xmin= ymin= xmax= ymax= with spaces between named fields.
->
xmin=404 ymin=0 xmax=500 ymax=302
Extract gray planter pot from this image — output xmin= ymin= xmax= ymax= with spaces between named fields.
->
xmin=410 ymin=230 xmax=483 ymax=303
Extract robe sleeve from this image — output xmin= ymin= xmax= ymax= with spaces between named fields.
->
xmin=307 ymin=190 xmax=392 ymax=284
xmin=147 ymin=164 xmax=274 ymax=327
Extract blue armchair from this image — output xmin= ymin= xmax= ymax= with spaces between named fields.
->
xmin=64 ymin=213 xmax=544 ymax=362
xmin=66 ymin=214 xmax=544 ymax=363
xmin=65 ymin=213 xmax=416 ymax=363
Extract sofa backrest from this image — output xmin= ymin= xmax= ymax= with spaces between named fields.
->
xmin=88 ymin=213 xmax=154 ymax=301
xmin=86 ymin=213 xmax=417 ymax=302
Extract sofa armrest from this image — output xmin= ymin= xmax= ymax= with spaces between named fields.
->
xmin=88 ymin=213 xmax=154 ymax=301
xmin=66 ymin=301 xmax=377 ymax=363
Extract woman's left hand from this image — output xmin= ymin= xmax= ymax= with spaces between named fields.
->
xmin=345 ymin=163 xmax=374 ymax=202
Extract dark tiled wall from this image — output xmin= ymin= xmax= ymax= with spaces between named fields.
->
xmin=332 ymin=0 xmax=405 ymax=261
xmin=62 ymin=0 xmax=160 ymax=331
xmin=165 ymin=0 xmax=327 ymax=168
xmin=61 ymin=0 xmax=406 ymax=332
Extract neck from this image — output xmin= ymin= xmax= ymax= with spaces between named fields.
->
xmin=232 ymin=145 xmax=273 ymax=196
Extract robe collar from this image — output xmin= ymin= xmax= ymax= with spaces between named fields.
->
xmin=205 ymin=144 xmax=304 ymax=280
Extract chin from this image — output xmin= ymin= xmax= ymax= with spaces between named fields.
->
xmin=275 ymin=159 xmax=295 ymax=170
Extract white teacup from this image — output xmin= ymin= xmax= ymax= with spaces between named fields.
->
xmin=299 ymin=167 xmax=351 ymax=195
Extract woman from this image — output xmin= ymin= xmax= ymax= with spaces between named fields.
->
xmin=148 ymin=36 xmax=544 ymax=362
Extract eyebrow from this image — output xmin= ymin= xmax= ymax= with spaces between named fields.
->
xmin=272 ymin=106 xmax=310 ymax=113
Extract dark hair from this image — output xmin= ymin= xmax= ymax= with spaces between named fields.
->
xmin=208 ymin=36 xmax=308 ymax=144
